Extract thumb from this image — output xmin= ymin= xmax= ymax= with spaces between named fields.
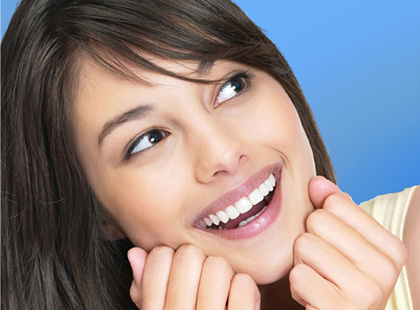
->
xmin=308 ymin=176 xmax=341 ymax=209
xmin=127 ymin=247 xmax=148 ymax=307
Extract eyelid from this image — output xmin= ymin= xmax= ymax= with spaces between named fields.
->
xmin=215 ymin=70 xmax=253 ymax=107
xmin=122 ymin=128 xmax=168 ymax=161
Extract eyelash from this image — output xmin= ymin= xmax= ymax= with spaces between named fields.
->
xmin=124 ymin=129 xmax=169 ymax=160
xmin=215 ymin=71 xmax=252 ymax=108
xmin=123 ymin=70 xmax=253 ymax=160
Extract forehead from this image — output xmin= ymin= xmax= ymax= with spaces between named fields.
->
xmin=77 ymin=53 xmax=215 ymax=87
xmin=73 ymin=57 xmax=248 ymax=143
xmin=76 ymin=55 xmax=248 ymax=99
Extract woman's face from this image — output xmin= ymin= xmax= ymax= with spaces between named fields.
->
xmin=74 ymin=59 xmax=316 ymax=284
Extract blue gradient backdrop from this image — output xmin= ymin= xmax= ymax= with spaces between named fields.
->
xmin=2 ymin=1 xmax=419 ymax=203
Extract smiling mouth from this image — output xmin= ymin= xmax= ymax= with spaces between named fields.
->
xmin=199 ymin=174 xmax=276 ymax=230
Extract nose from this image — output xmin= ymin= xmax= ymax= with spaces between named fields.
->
xmin=193 ymin=118 xmax=248 ymax=184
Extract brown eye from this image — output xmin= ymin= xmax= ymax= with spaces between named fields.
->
xmin=215 ymin=72 xmax=249 ymax=107
xmin=126 ymin=129 xmax=169 ymax=158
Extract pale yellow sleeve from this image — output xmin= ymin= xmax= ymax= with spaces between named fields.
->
xmin=360 ymin=186 xmax=417 ymax=310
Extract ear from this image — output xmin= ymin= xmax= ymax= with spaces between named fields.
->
xmin=99 ymin=222 xmax=127 ymax=240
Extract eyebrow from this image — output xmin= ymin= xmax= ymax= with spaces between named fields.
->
xmin=98 ymin=104 xmax=154 ymax=147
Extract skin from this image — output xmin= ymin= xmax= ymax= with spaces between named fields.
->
xmin=73 ymin=58 xmax=412 ymax=309
xmin=75 ymin=59 xmax=316 ymax=283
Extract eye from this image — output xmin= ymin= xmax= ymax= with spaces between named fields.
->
xmin=125 ymin=129 xmax=169 ymax=159
xmin=215 ymin=72 xmax=250 ymax=107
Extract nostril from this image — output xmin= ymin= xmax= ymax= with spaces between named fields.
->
xmin=194 ymin=131 xmax=248 ymax=183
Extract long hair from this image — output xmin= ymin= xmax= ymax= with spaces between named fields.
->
xmin=1 ymin=0 xmax=335 ymax=309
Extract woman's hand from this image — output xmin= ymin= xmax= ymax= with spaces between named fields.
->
xmin=128 ymin=244 xmax=261 ymax=310
xmin=290 ymin=176 xmax=407 ymax=310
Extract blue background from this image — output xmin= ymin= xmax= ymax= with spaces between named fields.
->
xmin=2 ymin=0 xmax=419 ymax=203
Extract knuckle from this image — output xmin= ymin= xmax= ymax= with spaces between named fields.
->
xmin=323 ymin=192 xmax=346 ymax=208
xmin=379 ymin=256 xmax=401 ymax=287
xmin=353 ymin=278 xmax=383 ymax=308
xmin=319 ymin=192 xmax=355 ymax=218
xmin=385 ymin=257 xmax=400 ymax=280
xmin=176 ymin=244 xmax=205 ymax=260
xmin=129 ymin=283 xmax=142 ymax=308
xmin=232 ymin=273 xmax=256 ymax=288
xmin=364 ymin=281 xmax=383 ymax=307
xmin=231 ymin=273 xmax=260 ymax=301
xmin=294 ymin=233 xmax=314 ymax=256
xmin=342 ymin=192 xmax=353 ymax=202
xmin=306 ymin=209 xmax=326 ymax=231
xmin=389 ymin=237 xmax=408 ymax=268
xmin=204 ymin=255 xmax=231 ymax=273
xmin=149 ymin=245 xmax=174 ymax=259
xmin=288 ymin=265 xmax=300 ymax=286
xmin=288 ymin=264 xmax=307 ymax=287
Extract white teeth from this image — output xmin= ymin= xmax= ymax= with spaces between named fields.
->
xmin=248 ymin=188 xmax=264 ymax=205
xmin=235 ymin=197 xmax=253 ymax=214
xmin=246 ymin=215 xmax=256 ymax=223
xmin=201 ymin=173 xmax=276 ymax=228
xmin=200 ymin=219 xmax=206 ymax=227
xmin=259 ymin=183 xmax=269 ymax=196
xmin=238 ymin=220 xmax=248 ymax=227
xmin=209 ymin=214 xmax=220 ymax=226
xmin=257 ymin=205 xmax=267 ymax=216
xmin=225 ymin=205 xmax=240 ymax=219
xmin=216 ymin=210 xmax=229 ymax=223
xmin=203 ymin=217 xmax=213 ymax=226
xmin=236 ymin=205 xmax=268 ymax=228
xmin=269 ymin=174 xmax=276 ymax=186
xmin=264 ymin=179 xmax=273 ymax=191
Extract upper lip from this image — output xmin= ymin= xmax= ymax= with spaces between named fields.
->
xmin=193 ymin=164 xmax=282 ymax=226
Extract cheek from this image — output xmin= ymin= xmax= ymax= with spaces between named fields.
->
xmin=251 ymin=96 xmax=315 ymax=171
xmin=95 ymin=159 xmax=193 ymax=250
xmin=254 ymin=93 xmax=316 ymax=212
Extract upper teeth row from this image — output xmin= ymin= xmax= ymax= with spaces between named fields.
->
xmin=201 ymin=174 xmax=276 ymax=227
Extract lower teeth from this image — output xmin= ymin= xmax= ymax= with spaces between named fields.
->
xmin=238 ymin=205 xmax=267 ymax=228
xmin=208 ymin=205 xmax=269 ymax=230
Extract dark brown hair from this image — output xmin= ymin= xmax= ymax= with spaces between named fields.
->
xmin=1 ymin=0 xmax=335 ymax=309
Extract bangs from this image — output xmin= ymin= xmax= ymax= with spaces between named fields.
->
xmin=52 ymin=0 xmax=286 ymax=82
xmin=80 ymin=42 xmax=216 ymax=84
xmin=58 ymin=0 xmax=233 ymax=82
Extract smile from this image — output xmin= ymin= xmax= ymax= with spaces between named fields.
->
xmin=199 ymin=174 xmax=277 ymax=230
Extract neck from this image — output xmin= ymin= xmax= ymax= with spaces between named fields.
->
xmin=258 ymin=274 xmax=304 ymax=310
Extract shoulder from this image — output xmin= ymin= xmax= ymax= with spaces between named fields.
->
xmin=360 ymin=186 xmax=420 ymax=309
xmin=360 ymin=186 xmax=417 ymax=233
xmin=403 ymin=185 xmax=420 ymax=309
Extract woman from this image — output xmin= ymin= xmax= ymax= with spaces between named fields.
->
xmin=2 ymin=0 xmax=418 ymax=309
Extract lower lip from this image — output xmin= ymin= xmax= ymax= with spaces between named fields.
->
xmin=200 ymin=170 xmax=282 ymax=240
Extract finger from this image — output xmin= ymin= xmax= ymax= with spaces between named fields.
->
xmin=293 ymin=232 xmax=367 ymax=294
xmin=227 ymin=273 xmax=261 ymax=310
xmin=308 ymin=176 xmax=341 ymax=209
xmin=306 ymin=208 xmax=401 ymax=291
xmin=127 ymin=247 xmax=148 ymax=307
xmin=289 ymin=263 xmax=339 ymax=310
xmin=290 ymin=261 xmax=382 ymax=310
xmin=320 ymin=191 xmax=407 ymax=270
xmin=165 ymin=245 xmax=206 ymax=310
xmin=141 ymin=246 xmax=174 ymax=310
xmin=196 ymin=256 xmax=234 ymax=310
xmin=309 ymin=177 xmax=406 ymax=270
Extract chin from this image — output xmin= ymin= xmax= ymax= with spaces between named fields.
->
xmin=225 ymin=240 xmax=294 ymax=285
xmin=250 ymin=254 xmax=293 ymax=285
